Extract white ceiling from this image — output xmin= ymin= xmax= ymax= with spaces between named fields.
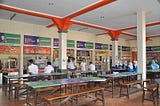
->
xmin=0 ymin=0 xmax=160 ymax=39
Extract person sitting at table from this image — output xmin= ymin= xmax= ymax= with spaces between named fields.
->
xmin=28 ymin=59 xmax=39 ymax=75
xmin=44 ymin=61 xmax=54 ymax=73
xmin=88 ymin=62 xmax=95 ymax=71
xmin=122 ymin=60 xmax=128 ymax=69
xmin=118 ymin=61 xmax=123 ymax=69
xmin=133 ymin=61 xmax=138 ymax=72
xmin=151 ymin=59 xmax=159 ymax=70
xmin=128 ymin=62 xmax=134 ymax=72
xmin=114 ymin=61 xmax=119 ymax=69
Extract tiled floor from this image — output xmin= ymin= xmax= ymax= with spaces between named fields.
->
xmin=0 ymin=87 xmax=156 ymax=106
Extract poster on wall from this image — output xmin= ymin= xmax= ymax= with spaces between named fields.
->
xmin=0 ymin=33 xmax=4 ymax=43
xmin=122 ymin=46 xmax=131 ymax=51
xmin=4 ymin=33 xmax=20 ymax=44
xmin=24 ymin=35 xmax=38 ymax=45
xmin=77 ymin=41 xmax=86 ymax=48
xmin=146 ymin=46 xmax=160 ymax=51
xmin=95 ymin=43 xmax=108 ymax=50
xmin=39 ymin=37 xmax=51 ymax=47
xmin=0 ymin=32 xmax=20 ymax=44
xmin=23 ymin=46 xmax=36 ymax=54
xmin=0 ymin=46 xmax=20 ymax=54
xmin=53 ymin=38 xmax=59 ymax=47
xmin=86 ymin=42 xmax=93 ymax=49
xmin=37 ymin=47 xmax=51 ymax=54
xmin=95 ymin=43 xmax=102 ymax=49
xmin=67 ymin=40 xmax=75 ymax=48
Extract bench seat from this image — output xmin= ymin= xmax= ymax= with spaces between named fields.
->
xmin=42 ymin=87 xmax=105 ymax=106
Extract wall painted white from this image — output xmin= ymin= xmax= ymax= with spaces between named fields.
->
xmin=0 ymin=19 xmax=130 ymax=47
xmin=128 ymin=38 xmax=160 ymax=49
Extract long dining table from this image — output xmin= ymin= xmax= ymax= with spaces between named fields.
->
xmin=3 ymin=72 xmax=67 ymax=98
xmin=98 ymin=72 xmax=142 ymax=97
xmin=25 ymin=77 xmax=106 ymax=106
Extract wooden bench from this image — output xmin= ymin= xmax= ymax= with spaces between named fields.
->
xmin=119 ymin=79 xmax=145 ymax=99
xmin=41 ymin=87 xmax=105 ymax=106
xmin=142 ymin=79 xmax=159 ymax=106
xmin=26 ymin=83 xmax=88 ymax=106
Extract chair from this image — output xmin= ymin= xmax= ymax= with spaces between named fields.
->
xmin=142 ymin=79 xmax=159 ymax=106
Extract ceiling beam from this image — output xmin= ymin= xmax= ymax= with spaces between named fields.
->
xmin=96 ymin=31 xmax=137 ymax=37
xmin=125 ymin=34 xmax=160 ymax=41
xmin=46 ymin=23 xmax=55 ymax=28
xmin=46 ymin=0 xmax=116 ymax=28
xmin=96 ymin=32 xmax=108 ymax=36
xmin=72 ymin=20 xmax=112 ymax=31
xmin=121 ymin=32 xmax=136 ymax=37
xmin=118 ymin=21 xmax=160 ymax=31
xmin=64 ymin=0 xmax=116 ymax=19
xmin=0 ymin=4 xmax=60 ymax=19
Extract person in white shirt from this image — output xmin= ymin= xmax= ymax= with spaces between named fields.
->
xmin=44 ymin=61 xmax=54 ymax=73
xmin=88 ymin=62 xmax=95 ymax=71
xmin=28 ymin=59 xmax=39 ymax=75
xmin=53 ymin=58 xmax=59 ymax=72
xmin=80 ymin=58 xmax=87 ymax=71
xmin=68 ymin=57 xmax=76 ymax=72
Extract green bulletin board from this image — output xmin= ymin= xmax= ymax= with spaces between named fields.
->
xmin=4 ymin=33 xmax=20 ymax=44
xmin=86 ymin=42 xmax=93 ymax=49
xmin=39 ymin=37 xmax=51 ymax=46
xmin=67 ymin=40 xmax=75 ymax=48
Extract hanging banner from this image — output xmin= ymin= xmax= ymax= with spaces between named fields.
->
xmin=37 ymin=47 xmax=51 ymax=54
xmin=24 ymin=35 xmax=38 ymax=45
xmin=77 ymin=41 xmax=85 ymax=48
xmin=0 ymin=46 xmax=20 ymax=54
xmin=53 ymin=38 xmax=59 ymax=47
xmin=4 ymin=33 xmax=20 ymax=44
xmin=23 ymin=46 xmax=36 ymax=54
xmin=86 ymin=42 xmax=93 ymax=49
xmin=67 ymin=40 xmax=75 ymax=48
xmin=39 ymin=37 xmax=51 ymax=46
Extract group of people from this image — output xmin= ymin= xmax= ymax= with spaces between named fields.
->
xmin=67 ymin=57 xmax=96 ymax=73
xmin=114 ymin=60 xmax=138 ymax=72
xmin=28 ymin=59 xmax=54 ymax=75
xmin=27 ymin=57 xmax=95 ymax=75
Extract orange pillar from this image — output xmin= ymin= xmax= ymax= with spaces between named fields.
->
xmin=52 ymin=18 xmax=72 ymax=70
xmin=108 ymin=30 xmax=122 ymax=67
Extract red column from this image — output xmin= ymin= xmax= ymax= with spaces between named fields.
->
xmin=52 ymin=18 xmax=72 ymax=31
xmin=108 ymin=30 xmax=122 ymax=67
xmin=52 ymin=18 xmax=72 ymax=70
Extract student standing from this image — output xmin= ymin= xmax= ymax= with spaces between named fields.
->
xmin=53 ymin=58 xmax=59 ymax=72
xmin=80 ymin=58 xmax=87 ymax=71
xmin=28 ymin=59 xmax=38 ymax=75
xmin=88 ymin=62 xmax=95 ymax=71
xmin=44 ymin=61 xmax=54 ymax=73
